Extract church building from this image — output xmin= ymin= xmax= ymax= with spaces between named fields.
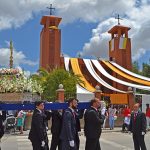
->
xmin=39 ymin=11 xmax=150 ymax=106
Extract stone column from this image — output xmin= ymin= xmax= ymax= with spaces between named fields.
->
xmin=127 ymin=87 xmax=135 ymax=110
xmin=56 ymin=84 xmax=65 ymax=102
xmin=94 ymin=85 xmax=102 ymax=101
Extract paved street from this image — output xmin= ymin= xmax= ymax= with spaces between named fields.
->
xmin=1 ymin=128 xmax=150 ymax=150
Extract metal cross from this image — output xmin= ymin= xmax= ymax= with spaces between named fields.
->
xmin=115 ymin=14 xmax=122 ymax=25
xmin=47 ymin=4 xmax=55 ymax=15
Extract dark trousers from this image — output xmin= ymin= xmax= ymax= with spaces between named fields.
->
xmin=50 ymin=134 xmax=61 ymax=150
xmin=85 ymin=138 xmax=101 ymax=150
xmin=122 ymin=123 xmax=129 ymax=132
xmin=32 ymin=141 xmax=49 ymax=150
xmin=133 ymin=134 xmax=147 ymax=150
xmin=61 ymin=140 xmax=77 ymax=150
xmin=32 ymin=142 xmax=43 ymax=150
xmin=76 ymin=135 xmax=80 ymax=150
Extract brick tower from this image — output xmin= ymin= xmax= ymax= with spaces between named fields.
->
xmin=108 ymin=25 xmax=132 ymax=70
xmin=40 ymin=15 xmax=62 ymax=70
xmin=107 ymin=24 xmax=132 ymax=91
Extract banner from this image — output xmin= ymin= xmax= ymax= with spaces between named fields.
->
xmin=119 ymin=37 xmax=127 ymax=49
xmin=109 ymin=39 xmax=114 ymax=51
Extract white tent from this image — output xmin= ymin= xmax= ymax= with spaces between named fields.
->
xmin=64 ymin=57 xmax=94 ymax=101
xmin=76 ymin=84 xmax=94 ymax=102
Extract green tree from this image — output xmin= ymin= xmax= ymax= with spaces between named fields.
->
xmin=31 ymin=68 xmax=49 ymax=83
xmin=132 ymin=61 xmax=140 ymax=74
xmin=142 ymin=63 xmax=150 ymax=78
xmin=31 ymin=68 xmax=83 ymax=101
xmin=133 ymin=61 xmax=150 ymax=94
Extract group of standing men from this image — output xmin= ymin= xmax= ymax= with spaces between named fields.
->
xmin=28 ymin=98 xmax=104 ymax=150
xmin=28 ymin=99 xmax=148 ymax=150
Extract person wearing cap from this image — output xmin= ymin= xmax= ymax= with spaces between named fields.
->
xmin=60 ymin=98 xmax=78 ymax=150
xmin=129 ymin=103 xmax=147 ymax=150
xmin=28 ymin=101 xmax=49 ymax=150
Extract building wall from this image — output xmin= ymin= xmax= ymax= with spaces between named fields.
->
xmin=40 ymin=16 xmax=61 ymax=70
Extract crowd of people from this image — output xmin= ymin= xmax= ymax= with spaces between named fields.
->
xmin=28 ymin=98 xmax=105 ymax=150
xmin=27 ymin=99 xmax=149 ymax=150
xmin=0 ymin=99 xmax=150 ymax=150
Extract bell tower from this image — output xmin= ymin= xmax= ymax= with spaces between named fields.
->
xmin=107 ymin=17 xmax=132 ymax=91
xmin=108 ymin=24 xmax=132 ymax=70
xmin=40 ymin=7 xmax=62 ymax=70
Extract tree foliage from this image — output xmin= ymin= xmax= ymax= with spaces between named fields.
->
xmin=31 ymin=68 xmax=83 ymax=101
xmin=132 ymin=61 xmax=150 ymax=94
xmin=132 ymin=61 xmax=140 ymax=74
xmin=142 ymin=62 xmax=150 ymax=78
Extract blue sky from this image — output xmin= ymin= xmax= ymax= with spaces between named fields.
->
xmin=0 ymin=15 xmax=97 ymax=72
xmin=0 ymin=0 xmax=150 ymax=74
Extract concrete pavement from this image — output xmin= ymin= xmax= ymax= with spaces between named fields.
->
xmin=1 ymin=128 xmax=150 ymax=150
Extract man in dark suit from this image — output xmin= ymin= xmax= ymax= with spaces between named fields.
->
xmin=60 ymin=98 xmax=78 ymax=150
xmin=84 ymin=98 xmax=104 ymax=150
xmin=129 ymin=103 xmax=147 ymax=150
xmin=50 ymin=109 xmax=62 ymax=150
xmin=75 ymin=109 xmax=84 ymax=150
xmin=28 ymin=101 xmax=49 ymax=150
xmin=0 ymin=111 xmax=6 ymax=140
xmin=0 ymin=111 xmax=4 ymax=150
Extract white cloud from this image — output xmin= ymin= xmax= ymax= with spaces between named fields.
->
xmin=0 ymin=0 xmax=49 ymax=30
xmin=0 ymin=0 xmax=150 ymax=62
xmin=55 ymin=0 xmax=134 ymax=24
xmin=82 ymin=18 xmax=114 ymax=59
xmin=0 ymin=47 xmax=38 ymax=68
xmin=132 ymin=48 xmax=146 ymax=61
xmin=81 ymin=1 xmax=150 ymax=61
xmin=0 ymin=0 xmax=134 ymax=30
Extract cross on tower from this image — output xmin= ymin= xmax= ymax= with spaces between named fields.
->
xmin=47 ymin=4 xmax=55 ymax=15
xmin=115 ymin=14 xmax=122 ymax=25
